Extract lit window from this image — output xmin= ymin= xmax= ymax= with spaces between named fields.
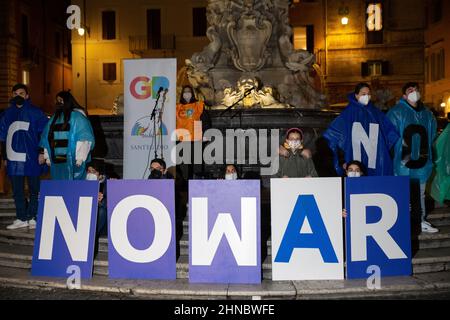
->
xmin=293 ymin=27 xmax=307 ymax=51
xmin=22 ymin=70 xmax=30 ymax=85
xmin=361 ymin=60 xmax=389 ymax=77
xmin=368 ymin=61 xmax=382 ymax=76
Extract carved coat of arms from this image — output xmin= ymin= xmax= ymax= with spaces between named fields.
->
xmin=227 ymin=15 xmax=272 ymax=72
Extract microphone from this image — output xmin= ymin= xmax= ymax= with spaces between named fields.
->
xmin=157 ymin=87 xmax=164 ymax=94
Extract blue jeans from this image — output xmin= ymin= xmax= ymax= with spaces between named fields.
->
xmin=10 ymin=176 xmax=40 ymax=222
xmin=97 ymin=202 xmax=107 ymax=236
xmin=419 ymin=182 xmax=427 ymax=222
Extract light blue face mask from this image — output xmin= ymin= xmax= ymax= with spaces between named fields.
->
xmin=86 ymin=173 xmax=98 ymax=181
xmin=183 ymin=92 xmax=192 ymax=102
xmin=225 ymin=173 xmax=237 ymax=180
xmin=358 ymin=94 xmax=370 ymax=106
xmin=407 ymin=91 xmax=420 ymax=103
xmin=347 ymin=171 xmax=361 ymax=178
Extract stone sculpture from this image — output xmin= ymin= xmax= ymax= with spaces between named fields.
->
xmin=186 ymin=0 xmax=325 ymax=109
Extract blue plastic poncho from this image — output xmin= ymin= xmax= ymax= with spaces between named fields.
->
xmin=386 ymin=98 xmax=437 ymax=183
xmin=0 ymin=100 xmax=48 ymax=176
xmin=430 ymin=123 xmax=449 ymax=203
xmin=40 ymin=110 xmax=95 ymax=180
xmin=323 ymin=94 xmax=400 ymax=176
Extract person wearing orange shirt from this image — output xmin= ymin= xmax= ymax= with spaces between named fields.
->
xmin=176 ymin=85 xmax=204 ymax=142
xmin=176 ymin=85 xmax=205 ymax=180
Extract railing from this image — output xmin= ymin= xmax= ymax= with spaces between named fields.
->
xmin=129 ymin=35 xmax=176 ymax=54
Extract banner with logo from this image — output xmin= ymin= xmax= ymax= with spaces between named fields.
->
xmin=345 ymin=176 xmax=411 ymax=278
xmin=124 ymin=59 xmax=176 ymax=179
xmin=31 ymin=180 xmax=99 ymax=279
xmin=271 ymin=178 xmax=344 ymax=280
xmin=107 ymin=180 xmax=176 ymax=279
xmin=189 ymin=180 xmax=261 ymax=284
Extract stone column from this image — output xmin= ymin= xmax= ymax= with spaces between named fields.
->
xmin=0 ymin=0 xmax=20 ymax=107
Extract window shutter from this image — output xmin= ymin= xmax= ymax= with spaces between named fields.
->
xmin=361 ymin=62 xmax=369 ymax=77
xmin=382 ymin=61 xmax=390 ymax=75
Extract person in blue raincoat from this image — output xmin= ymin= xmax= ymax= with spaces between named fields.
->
xmin=40 ymin=91 xmax=95 ymax=180
xmin=387 ymin=82 xmax=439 ymax=234
xmin=0 ymin=83 xmax=48 ymax=230
xmin=323 ymin=82 xmax=400 ymax=176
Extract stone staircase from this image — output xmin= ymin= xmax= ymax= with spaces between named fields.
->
xmin=0 ymin=196 xmax=449 ymax=299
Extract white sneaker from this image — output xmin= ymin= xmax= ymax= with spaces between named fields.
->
xmin=421 ymin=221 xmax=439 ymax=233
xmin=28 ymin=219 xmax=37 ymax=230
xmin=6 ymin=219 xmax=29 ymax=230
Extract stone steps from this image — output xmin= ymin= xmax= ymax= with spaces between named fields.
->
xmin=0 ymin=237 xmax=449 ymax=279
xmin=0 ymin=199 xmax=449 ymax=298
xmin=1 ymin=263 xmax=448 ymax=299
xmin=0 ymin=199 xmax=449 ymax=278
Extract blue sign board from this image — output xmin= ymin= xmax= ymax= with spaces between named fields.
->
xmin=31 ymin=180 xmax=99 ymax=278
xmin=345 ymin=176 xmax=411 ymax=278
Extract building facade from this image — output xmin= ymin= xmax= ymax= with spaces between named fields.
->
xmin=71 ymin=0 xmax=208 ymax=113
xmin=0 ymin=0 xmax=72 ymax=114
xmin=424 ymin=0 xmax=450 ymax=116
xmin=290 ymin=0 xmax=426 ymax=109
xmin=69 ymin=0 xmax=435 ymax=113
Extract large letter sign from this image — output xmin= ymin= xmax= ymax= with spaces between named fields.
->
xmin=32 ymin=181 xmax=99 ymax=278
xmin=189 ymin=180 xmax=261 ymax=284
xmin=107 ymin=180 xmax=176 ymax=279
xmin=271 ymin=178 xmax=344 ymax=280
xmin=402 ymin=124 xmax=429 ymax=169
xmin=345 ymin=176 xmax=411 ymax=278
xmin=6 ymin=121 xmax=30 ymax=161
xmin=352 ymin=122 xmax=379 ymax=170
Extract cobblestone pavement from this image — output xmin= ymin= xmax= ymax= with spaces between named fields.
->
xmin=1 ymin=285 xmax=450 ymax=300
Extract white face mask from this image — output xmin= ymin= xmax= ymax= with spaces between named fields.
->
xmin=183 ymin=92 xmax=192 ymax=102
xmin=347 ymin=171 xmax=361 ymax=178
xmin=225 ymin=173 xmax=238 ymax=180
xmin=86 ymin=173 xmax=98 ymax=181
xmin=288 ymin=140 xmax=302 ymax=150
xmin=358 ymin=95 xmax=370 ymax=106
xmin=407 ymin=91 xmax=420 ymax=103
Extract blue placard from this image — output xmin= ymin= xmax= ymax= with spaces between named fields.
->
xmin=345 ymin=176 xmax=411 ymax=278
xmin=31 ymin=180 xmax=99 ymax=279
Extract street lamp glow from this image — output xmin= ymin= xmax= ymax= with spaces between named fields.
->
xmin=441 ymin=102 xmax=446 ymax=108
xmin=341 ymin=17 xmax=349 ymax=25
xmin=77 ymin=27 xmax=85 ymax=36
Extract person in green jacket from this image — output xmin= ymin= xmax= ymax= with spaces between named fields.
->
xmin=430 ymin=122 xmax=450 ymax=204
xmin=276 ymin=128 xmax=318 ymax=178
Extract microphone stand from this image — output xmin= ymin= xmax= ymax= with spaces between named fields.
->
xmin=158 ymin=89 xmax=168 ymax=160
xmin=150 ymin=90 xmax=162 ymax=159
xmin=219 ymin=87 xmax=254 ymax=175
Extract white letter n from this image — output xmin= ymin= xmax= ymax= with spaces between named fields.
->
xmin=352 ymin=122 xmax=379 ymax=169
xmin=38 ymin=196 xmax=93 ymax=262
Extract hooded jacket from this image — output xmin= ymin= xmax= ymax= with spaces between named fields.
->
xmin=387 ymin=98 xmax=437 ymax=183
xmin=323 ymin=93 xmax=399 ymax=176
xmin=0 ymin=99 xmax=48 ymax=176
